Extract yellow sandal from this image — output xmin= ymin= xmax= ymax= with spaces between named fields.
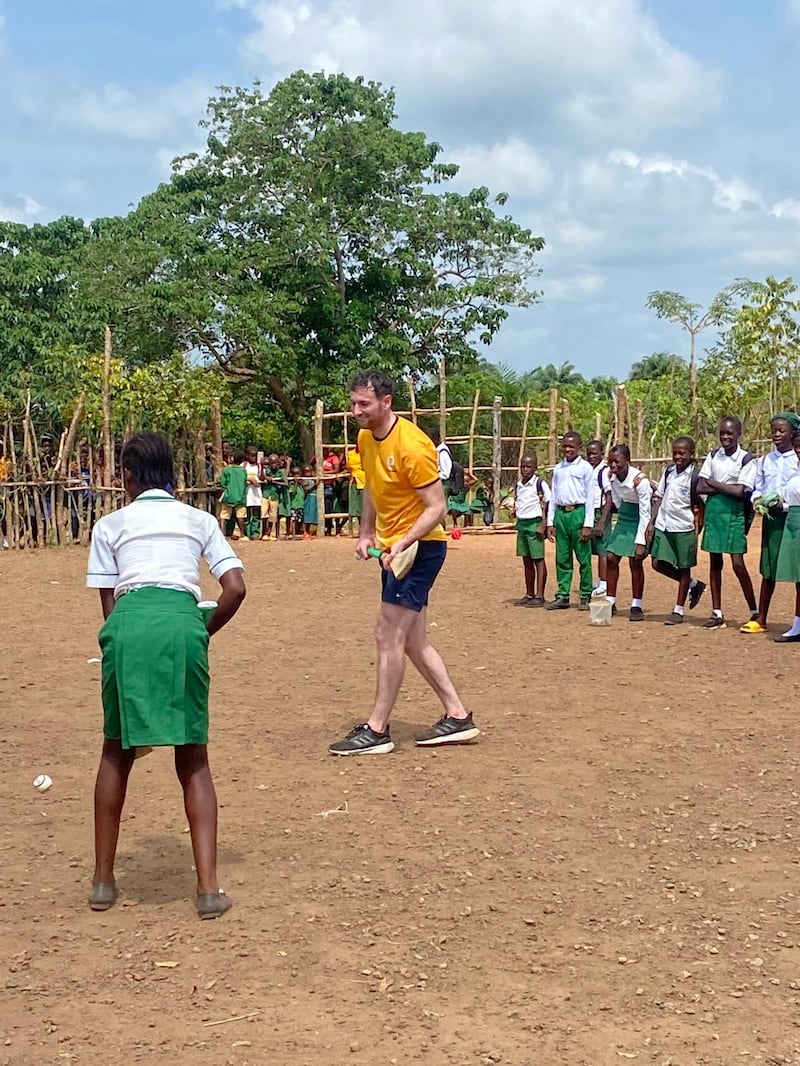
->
xmin=739 ymin=619 xmax=767 ymax=634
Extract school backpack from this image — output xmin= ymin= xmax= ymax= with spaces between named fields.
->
xmin=663 ymin=463 xmax=703 ymax=510
xmin=450 ymin=459 xmax=466 ymax=496
xmin=711 ymin=448 xmax=756 ymax=533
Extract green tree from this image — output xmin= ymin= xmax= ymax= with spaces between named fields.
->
xmin=118 ymin=73 xmax=544 ymax=457
xmin=646 ymin=286 xmax=741 ymax=427
xmin=628 ymin=351 xmax=686 ymax=381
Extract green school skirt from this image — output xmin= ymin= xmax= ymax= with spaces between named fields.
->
xmin=652 ymin=528 xmax=697 ymax=570
xmin=349 ymin=485 xmax=363 ymax=517
xmin=761 ymin=509 xmax=788 ymax=581
xmin=606 ymin=502 xmax=643 ymax=559
xmin=99 ymin=587 xmax=210 ymax=749
xmin=775 ymin=507 xmax=800 ymax=583
xmin=701 ymin=493 xmax=746 ymax=555
xmin=516 ymin=517 xmax=545 ymax=559
xmin=591 ymin=507 xmax=610 ymax=557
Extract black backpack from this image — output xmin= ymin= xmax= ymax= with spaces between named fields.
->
xmin=450 ymin=459 xmax=466 ymax=496
xmin=664 ymin=463 xmax=703 ymax=510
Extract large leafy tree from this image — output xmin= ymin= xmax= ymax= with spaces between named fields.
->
xmin=109 ymin=72 xmax=544 ymax=456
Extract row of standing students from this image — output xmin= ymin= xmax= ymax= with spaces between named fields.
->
xmin=510 ymin=412 xmax=800 ymax=637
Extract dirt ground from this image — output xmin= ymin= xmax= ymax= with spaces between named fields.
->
xmin=3 ymin=535 xmax=800 ymax=1066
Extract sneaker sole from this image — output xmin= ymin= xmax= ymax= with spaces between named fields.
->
xmin=414 ymin=727 xmax=480 ymax=747
xmin=328 ymin=741 xmax=395 ymax=756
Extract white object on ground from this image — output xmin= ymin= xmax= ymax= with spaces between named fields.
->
xmin=87 ymin=657 xmax=101 ymax=664
xmin=590 ymin=599 xmax=613 ymax=626
xmin=33 ymin=774 xmax=53 ymax=792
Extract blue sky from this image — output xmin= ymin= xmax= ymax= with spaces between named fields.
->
xmin=1 ymin=0 xmax=798 ymax=379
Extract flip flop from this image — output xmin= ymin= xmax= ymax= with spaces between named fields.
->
xmin=89 ymin=882 xmax=118 ymax=911
xmin=739 ymin=620 xmax=767 ymax=634
xmin=197 ymin=891 xmax=233 ymax=920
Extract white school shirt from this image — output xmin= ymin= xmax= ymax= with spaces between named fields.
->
xmin=654 ymin=465 xmax=696 ymax=534
xmin=436 ymin=442 xmax=453 ymax=480
xmin=752 ymin=448 xmax=800 ymax=505
xmin=610 ymin=466 xmax=653 ymax=545
xmin=591 ymin=462 xmax=610 ymax=512
xmin=546 ymin=456 xmax=595 ymax=528
xmin=86 ymin=489 xmax=244 ymax=601
xmin=784 ymin=471 xmax=800 ymax=508
xmin=698 ymin=446 xmax=756 ymax=489
xmin=244 ymin=462 xmax=262 ymax=507
xmin=515 ymin=476 xmax=551 ymax=520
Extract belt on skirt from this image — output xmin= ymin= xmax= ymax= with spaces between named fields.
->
xmin=556 ymin=504 xmax=583 ymax=512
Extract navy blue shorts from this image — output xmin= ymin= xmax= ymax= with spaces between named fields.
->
xmin=381 ymin=540 xmax=447 ymax=612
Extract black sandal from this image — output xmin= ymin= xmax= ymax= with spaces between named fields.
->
xmin=89 ymin=882 xmax=117 ymax=911
xmin=197 ymin=891 xmax=233 ymax=919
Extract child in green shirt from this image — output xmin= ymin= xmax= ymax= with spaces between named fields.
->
xmin=218 ymin=450 xmax=247 ymax=540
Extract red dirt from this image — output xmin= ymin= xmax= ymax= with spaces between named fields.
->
xmin=3 ymin=536 xmax=800 ymax=1066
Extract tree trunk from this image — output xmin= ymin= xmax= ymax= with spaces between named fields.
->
xmin=264 ymin=374 xmax=315 ymax=461
xmin=689 ymin=331 xmax=698 ymax=432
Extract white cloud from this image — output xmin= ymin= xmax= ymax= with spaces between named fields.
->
xmin=545 ymin=272 xmax=606 ymax=302
xmin=0 ymin=194 xmax=43 ymax=222
xmin=451 ymin=139 xmax=552 ymax=198
xmin=787 ymin=0 xmax=800 ymax=22
xmin=224 ymin=0 xmax=721 ymax=140
xmin=771 ymin=198 xmax=800 ymax=221
xmin=607 ymin=149 xmax=763 ymax=212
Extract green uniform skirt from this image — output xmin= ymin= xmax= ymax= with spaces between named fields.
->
xmin=591 ymin=507 xmax=610 ymax=557
xmin=775 ymin=507 xmax=800 ymax=582
xmin=652 ymin=528 xmax=697 ymax=570
xmin=349 ymin=485 xmax=363 ymax=517
xmin=701 ymin=492 xmax=746 ymax=555
xmin=448 ymin=490 xmax=482 ymax=515
xmin=761 ymin=509 xmax=788 ymax=581
xmin=516 ymin=517 xmax=545 ymax=559
xmin=606 ymin=502 xmax=643 ymax=558
xmin=99 ymin=587 xmax=210 ymax=749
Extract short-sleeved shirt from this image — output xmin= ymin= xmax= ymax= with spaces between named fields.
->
xmin=220 ymin=464 xmax=247 ymax=506
xmin=752 ymin=448 xmax=799 ymax=501
xmin=610 ymin=466 xmax=653 ymax=545
xmin=86 ymin=489 xmax=243 ymax=601
xmin=359 ymin=416 xmax=447 ymax=547
xmin=263 ymin=467 xmax=288 ymax=501
xmin=654 ymin=465 xmax=696 ymax=533
xmin=591 ymin=462 xmax=610 ymax=511
xmin=515 ymin=476 xmax=551 ymax=520
xmin=699 ymin=446 xmax=756 ymax=490
xmin=244 ymin=463 xmax=262 ymax=507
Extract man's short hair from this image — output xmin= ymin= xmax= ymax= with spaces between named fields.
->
xmin=350 ymin=370 xmax=395 ymax=398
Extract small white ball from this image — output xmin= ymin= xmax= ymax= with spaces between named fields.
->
xmin=33 ymin=774 xmax=53 ymax=793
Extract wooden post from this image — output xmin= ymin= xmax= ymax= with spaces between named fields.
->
xmin=635 ymin=399 xmax=644 ymax=460
xmin=468 ymin=389 xmax=480 ymax=472
xmin=518 ymin=400 xmax=531 ymax=465
xmin=492 ymin=395 xmax=502 ymax=527
xmin=176 ymin=430 xmax=187 ymax=493
xmin=548 ymin=388 xmax=558 ymax=467
xmin=594 ymin=412 xmax=602 ymax=442
xmin=211 ymin=398 xmax=223 ymax=481
xmin=407 ymin=376 xmax=418 ymax=425
xmin=616 ymin=384 xmax=629 ymax=444
xmin=314 ymin=399 xmax=325 ymax=539
xmin=102 ymin=326 xmax=113 ymax=515
xmin=193 ymin=424 xmax=208 ymax=510
xmin=562 ymin=398 xmax=571 ymax=433
xmin=438 ymin=357 xmax=447 ymax=442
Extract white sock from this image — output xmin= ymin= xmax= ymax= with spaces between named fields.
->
xmin=595 ymin=581 xmax=607 ymax=593
xmin=712 ymin=608 xmax=723 ymax=619
xmin=631 ymin=598 xmax=643 ymax=608
xmin=607 ymin=595 xmax=616 ymax=605
xmin=673 ymin=604 xmax=684 ymax=616
xmin=783 ymin=616 xmax=800 ymax=638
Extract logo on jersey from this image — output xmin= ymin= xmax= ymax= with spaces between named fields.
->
xmin=386 ymin=455 xmax=396 ymax=471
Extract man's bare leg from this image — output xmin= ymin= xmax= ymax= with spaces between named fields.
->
xmin=366 ymin=602 xmax=418 ymax=733
xmin=403 ymin=608 xmax=467 ymax=718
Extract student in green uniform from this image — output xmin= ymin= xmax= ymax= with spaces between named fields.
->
xmin=86 ymin=433 xmax=246 ymax=918
xmin=218 ymin=449 xmax=247 ymax=540
xmin=742 ymin=413 xmax=800 ymax=633
xmin=545 ymin=431 xmax=595 ymax=610
xmin=289 ymin=468 xmax=306 ymax=538
xmin=647 ymin=436 xmax=706 ymax=624
xmin=773 ymin=430 xmax=800 ymax=642
xmin=600 ymin=444 xmax=653 ymax=621
xmin=261 ymin=453 xmax=290 ymax=540
xmin=586 ymin=439 xmax=611 ymax=597
xmin=511 ymin=453 xmax=550 ymax=605
xmin=696 ymin=417 xmax=757 ymax=629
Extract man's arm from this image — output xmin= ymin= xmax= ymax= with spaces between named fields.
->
xmin=355 ymin=487 xmax=378 ymax=558
xmin=382 ymin=480 xmax=446 ymax=568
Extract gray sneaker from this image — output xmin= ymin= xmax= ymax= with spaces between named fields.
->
xmin=329 ymin=723 xmax=394 ymax=756
xmin=414 ymin=714 xmax=480 ymax=747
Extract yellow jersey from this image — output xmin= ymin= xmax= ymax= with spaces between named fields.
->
xmin=358 ymin=417 xmax=447 ymax=548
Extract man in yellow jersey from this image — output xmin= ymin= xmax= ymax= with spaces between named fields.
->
xmin=329 ymin=370 xmax=479 ymax=756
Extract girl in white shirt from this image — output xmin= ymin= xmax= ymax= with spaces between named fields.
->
xmin=598 ymin=444 xmax=652 ymax=621
xmin=772 ymin=429 xmax=800 ymax=642
xmin=86 ymin=433 xmax=246 ymax=919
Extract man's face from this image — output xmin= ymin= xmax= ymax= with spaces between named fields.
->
xmin=562 ymin=436 xmax=580 ymax=462
xmin=351 ymin=386 xmax=392 ymax=429
xmin=519 ymin=457 xmax=535 ymax=481
xmin=40 ymin=438 xmax=53 ymax=458
xmin=672 ymin=442 xmax=693 ymax=471
xmin=586 ymin=442 xmax=603 ymax=468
